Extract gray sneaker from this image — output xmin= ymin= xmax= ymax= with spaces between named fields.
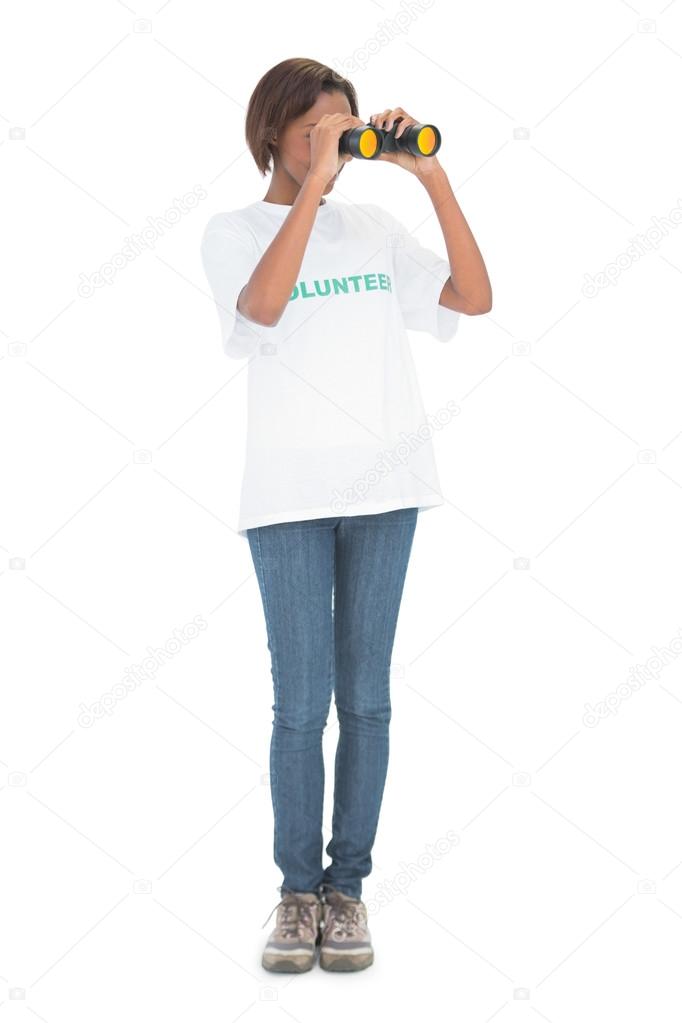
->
xmin=261 ymin=890 xmax=323 ymax=972
xmin=319 ymin=888 xmax=374 ymax=971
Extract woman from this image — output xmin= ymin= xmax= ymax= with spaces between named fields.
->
xmin=200 ymin=57 xmax=491 ymax=973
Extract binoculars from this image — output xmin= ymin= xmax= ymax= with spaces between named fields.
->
xmin=339 ymin=117 xmax=441 ymax=160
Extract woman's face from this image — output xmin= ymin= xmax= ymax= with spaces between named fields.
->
xmin=274 ymin=90 xmax=353 ymax=194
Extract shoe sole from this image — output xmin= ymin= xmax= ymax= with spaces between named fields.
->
xmin=319 ymin=951 xmax=374 ymax=971
xmin=262 ymin=953 xmax=315 ymax=972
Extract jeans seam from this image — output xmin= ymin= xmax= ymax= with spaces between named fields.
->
xmin=253 ymin=527 xmax=282 ymax=873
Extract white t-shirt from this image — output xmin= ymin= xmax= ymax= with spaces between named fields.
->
xmin=200 ymin=198 xmax=460 ymax=538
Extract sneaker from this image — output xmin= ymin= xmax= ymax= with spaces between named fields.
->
xmin=319 ymin=888 xmax=374 ymax=971
xmin=261 ymin=890 xmax=323 ymax=972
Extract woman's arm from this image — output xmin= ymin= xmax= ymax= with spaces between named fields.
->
xmin=238 ymin=112 xmax=365 ymax=327
xmin=370 ymin=106 xmax=493 ymax=316
xmin=237 ymin=174 xmax=326 ymax=327
xmin=419 ymin=167 xmax=493 ymax=316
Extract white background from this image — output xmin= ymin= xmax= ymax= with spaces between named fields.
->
xmin=2 ymin=0 xmax=682 ymax=1018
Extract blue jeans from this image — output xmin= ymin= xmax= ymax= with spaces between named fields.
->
xmin=247 ymin=507 xmax=419 ymax=901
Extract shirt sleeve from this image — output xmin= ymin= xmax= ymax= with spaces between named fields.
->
xmin=200 ymin=212 xmax=266 ymax=359
xmin=372 ymin=204 xmax=460 ymax=342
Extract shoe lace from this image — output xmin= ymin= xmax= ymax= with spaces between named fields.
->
xmin=325 ymin=894 xmax=367 ymax=939
xmin=261 ymin=892 xmax=318 ymax=936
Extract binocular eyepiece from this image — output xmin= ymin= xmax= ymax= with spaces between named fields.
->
xmin=339 ymin=117 xmax=441 ymax=160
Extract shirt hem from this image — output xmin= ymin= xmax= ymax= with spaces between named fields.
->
xmin=237 ymin=496 xmax=444 ymax=537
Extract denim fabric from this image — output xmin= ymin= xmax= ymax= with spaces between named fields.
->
xmin=247 ymin=507 xmax=419 ymax=901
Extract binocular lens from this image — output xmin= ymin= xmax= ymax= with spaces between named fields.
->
xmin=416 ymin=126 xmax=437 ymax=155
xmin=358 ymin=128 xmax=380 ymax=158
xmin=339 ymin=125 xmax=383 ymax=159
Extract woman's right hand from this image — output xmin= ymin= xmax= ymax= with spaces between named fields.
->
xmin=307 ymin=113 xmax=367 ymax=186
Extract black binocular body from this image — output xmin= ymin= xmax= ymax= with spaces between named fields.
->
xmin=338 ymin=117 xmax=441 ymax=160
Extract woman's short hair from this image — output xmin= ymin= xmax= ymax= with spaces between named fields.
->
xmin=245 ymin=58 xmax=359 ymax=177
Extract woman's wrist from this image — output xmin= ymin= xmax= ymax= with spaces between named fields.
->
xmin=418 ymin=163 xmax=455 ymax=212
xmin=415 ymin=156 xmax=447 ymax=183
xmin=302 ymin=170 xmax=330 ymax=198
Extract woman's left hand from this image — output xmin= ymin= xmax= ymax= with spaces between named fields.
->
xmin=369 ymin=107 xmax=442 ymax=178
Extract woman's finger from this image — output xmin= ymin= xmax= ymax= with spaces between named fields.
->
xmin=369 ymin=108 xmax=393 ymax=129
xmin=385 ymin=107 xmax=409 ymax=131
